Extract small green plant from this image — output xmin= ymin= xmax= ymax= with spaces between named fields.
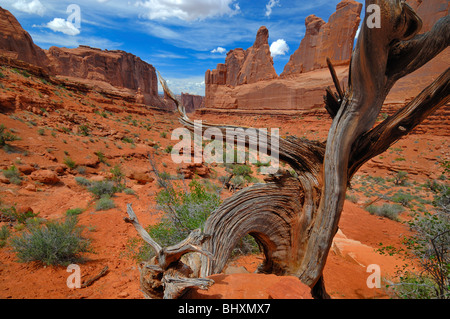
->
xmin=75 ymin=176 xmax=91 ymax=187
xmin=0 ymin=124 xmax=20 ymax=146
xmin=64 ymin=157 xmax=77 ymax=169
xmin=160 ymin=132 xmax=167 ymax=138
xmin=88 ymin=180 xmax=117 ymax=199
xmin=0 ymin=225 xmax=10 ymax=248
xmin=95 ymin=196 xmax=116 ymax=211
xmin=66 ymin=208 xmax=84 ymax=217
xmin=37 ymin=128 xmax=45 ymax=136
xmin=0 ymin=205 xmax=38 ymax=224
xmin=95 ymin=151 xmax=108 ymax=165
xmin=10 ymin=217 xmax=92 ymax=266
xmin=79 ymin=125 xmax=90 ymax=136
xmin=2 ymin=165 xmax=23 ymax=185
xmin=122 ymin=136 xmax=134 ymax=144
xmin=130 ymin=179 xmax=221 ymax=262
xmin=366 ymin=203 xmax=404 ymax=221
xmin=394 ymin=171 xmax=409 ymax=186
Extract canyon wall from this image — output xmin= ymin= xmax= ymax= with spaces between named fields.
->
xmin=204 ymin=0 xmax=448 ymax=113
xmin=204 ymin=0 xmax=362 ymax=112
xmin=0 ymin=6 xmax=167 ymax=108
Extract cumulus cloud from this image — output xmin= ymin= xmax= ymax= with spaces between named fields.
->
xmin=135 ymin=0 xmax=240 ymax=21
xmin=270 ymin=39 xmax=289 ymax=58
xmin=265 ymin=0 xmax=280 ymax=17
xmin=211 ymin=47 xmax=227 ymax=54
xmin=46 ymin=18 xmax=80 ymax=36
xmin=12 ymin=0 xmax=46 ymax=16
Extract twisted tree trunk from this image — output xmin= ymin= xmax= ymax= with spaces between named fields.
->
xmin=125 ymin=0 xmax=450 ymax=299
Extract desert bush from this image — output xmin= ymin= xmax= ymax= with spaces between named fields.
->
xmin=95 ymin=196 xmax=116 ymax=211
xmin=2 ymin=165 xmax=22 ymax=185
xmin=64 ymin=156 xmax=77 ymax=169
xmin=394 ymin=171 xmax=409 ymax=186
xmin=366 ymin=203 xmax=404 ymax=221
xmin=390 ymin=191 xmax=416 ymax=207
xmin=66 ymin=208 xmax=83 ymax=217
xmin=0 ymin=124 xmax=20 ymax=146
xmin=0 ymin=205 xmax=38 ymax=224
xmin=10 ymin=217 xmax=91 ymax=266
xmin=88 ymin=180 xmax=117 ymax=199
xmin=75 ymin=176 xmax=91 ymax=187
xmin=0 ymin=225 xmax=10 ymax=247
xmin=129 ymin=179 xmax=221 ymax=262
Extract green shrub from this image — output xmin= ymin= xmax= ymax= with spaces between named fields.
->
xmin=232 ymin=164 xmax=253 ymax=177
xmin=394 ymin=171 xmax=409 ymax=186
xmin=0 ymin=225 xmax=10 ymax=247
xmin=382 ymin=210 xmax=449 ymax=299
xmin=75 ymin=176 xmax=91 ymax=187
xmin=2 ymin=165 xmax=22 ymax=185
xmin=66 ymin=208 xmax=83 ymax=217
xmin=366 ymin=203 xmax=404 ymax=221
xmin=64 ymin=157 xmax=77 ymax=169
xmin=390 ymin=191 xmax=416 ymax=207
xmin=88 ymin=180 xmax=117 ymax=199
xmin=10 ymin=217 xmax=91 ymax=266
xmin=131 ymin=180 xmax=221 ymax=261
xmin=0 ymin=124 xmax=20 ymax=146
xmin=78 ymin=125 xmax=90 ymax=136
xmin=95 ymin=196 xmax=116 ymax=211
xmin=0 ymin=205 xmax=38 ymax=224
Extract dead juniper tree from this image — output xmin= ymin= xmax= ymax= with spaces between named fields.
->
xmin=124 ymin=0 xmax=450 ymax=299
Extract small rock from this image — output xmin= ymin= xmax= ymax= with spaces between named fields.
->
xmin=118 ymin=291 xmax=129 ymax=298
xmin=18 ymin=164 xmax=36 ymax=175
xmin=24 ymin=183 xmax=37 ymax=192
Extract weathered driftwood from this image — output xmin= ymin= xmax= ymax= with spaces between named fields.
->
xmin=124 ymin=204 xmax=214 ymax=298
xmin=125 ymin=0 xmax=449 ymax=299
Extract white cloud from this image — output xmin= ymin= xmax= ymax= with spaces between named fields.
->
xmin=270 ymin=39 xmax=289 ymax=58
xmin=30 ymin=31 xmax=122 ymax=50
xmin=46 ymin=18 xmax=81 ymax=36
xmin=135 ymin=0 xmax=240 ymax=21
xmin=211 ymin=47 xmax=227 ymax=54
xmin=12 ymin=0 xmax=46 ymax=16
xmin=159 ymin=76 xmax=205 ymax=96
xmin=265 ymin=0 xmax=280 ymax=17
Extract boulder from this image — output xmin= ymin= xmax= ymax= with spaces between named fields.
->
xmin=30 ymin=170 xmax=60 ymax=185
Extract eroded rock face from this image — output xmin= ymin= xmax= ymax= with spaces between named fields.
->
xmin=281 ymin=0 xmax=362 ymax=76
xmin=181 ymin=93 xmax=204 ymax=113
xmin=46 ymin=46 xmax=159 ymax=104
xmin=0 ymin=7 xmax=51 ymax=71
xmin=206 ymin=26 xmax=277 ymax=88
xmin=0 ymin=7 xmax=166 ymax=108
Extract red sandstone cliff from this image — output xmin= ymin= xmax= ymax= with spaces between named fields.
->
xmin=0 ymin=7 xmax=51 ymax=71
xmin=281 ymin=0 xmax=362 ymax=76
xmin=0 ymin=6 xmax=166 ymax=108
xmin=46 ymin=45 xmax=162 ymax=106
xmin=181 ymin=93 xmax=204 ymax=113
xmin=204 ymin=0 xmax=361 ymax=111
xmin=203 ymin=0 xmax=448 ymax=112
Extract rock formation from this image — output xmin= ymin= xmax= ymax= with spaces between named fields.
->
xmin=204 ymin=0 xmax=360 ymax=111
xmin=181 ymin=93 xmax=204 ymax=113
xmin=281 ymin=0 xmax=362 ymax=76
xmin=0 ymin=7 xmax=51 ymax=71
xmin=206 ymin=26 xmax=277 ymax=89
xmin=0 ymin=6 xmax=167 ymax=109
xmin=203 ymin=0 xmax=448 ymax=112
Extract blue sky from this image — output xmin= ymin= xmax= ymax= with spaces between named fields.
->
xmin=0 ymin=0 xmax=363 ymax=95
